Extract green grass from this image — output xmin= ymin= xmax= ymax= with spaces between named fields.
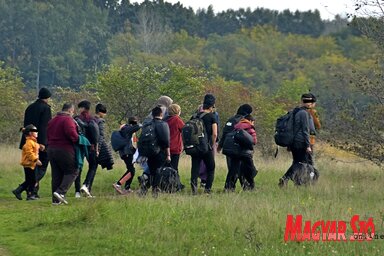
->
xmin=0 ymin=144 xmax=383 ymax=255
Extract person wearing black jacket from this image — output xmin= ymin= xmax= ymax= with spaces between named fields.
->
xmin=217 ymin=104 xmax=253 ymax=189
xmin=278 ymin=94 xmax=314 ymax=187
xmin=95 ymin=104 xmax=114 ymax=171
xmin=113 ymin=116 xmax=141 ymax=194
xmin=138 ymin=106 xmax=171 ymax=196
xmin=19 ymin=87 xmax=52 ymax=198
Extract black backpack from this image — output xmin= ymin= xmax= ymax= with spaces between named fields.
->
xmin=156 ymin=164 xmax=183 ymax=193
xmin=222 ymin=115 xmax=243 ymax=137
xmin=182 ymin=112 xmax=208 ymax=156
xmin=234 ymin=129 xmax=254 ymax=150
xmin=138 ymin=121 xmax=160 ymax=157
xmin=291 ymin=162 xmax=319 ymax=186
xmin=274 ymin=108 xmax=300 ymax=147
xmin=222 ymin=130 xmax=241 ymax=156
xmin=75 ymin=117 xmax=99 ymax=144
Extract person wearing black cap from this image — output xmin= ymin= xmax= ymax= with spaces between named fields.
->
xmin=19 ymin=87 xmax=52 ymax=198
xmin=278 ymin=94 xmax=316 ymax=187
xmin=189 ymin=93 xmax=218 ymax=194
xmin=12 ymin=125 xmax=42 ymax=200
xmin=217 ymin=104 xmax=253 ymax=190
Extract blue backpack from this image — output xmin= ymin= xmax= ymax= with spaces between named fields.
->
xmin=111 ymin=130 xmax=129 ymax=152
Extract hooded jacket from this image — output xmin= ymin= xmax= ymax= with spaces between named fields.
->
xmin=20 ymin=136 xmax=40 ymax=169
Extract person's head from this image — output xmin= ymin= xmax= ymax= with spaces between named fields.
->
xmin=156 ymin=96 xmax=173 ymax=108
xmin=22 ymin=124 xmax=38 ymax=138
xmin=168 ymin=104 xmax=181 ymax=116
xmin=202 ymin=93 xmax=216 ymax=112
xmin=62 ymin=103 xmax=75 ymax=116
xmin=301 ymin=93 xmax=317 ymax=108
xmin=236 ymin=104 xmax=253 ymax=116
xmin=38 ymin=87 xmax=51 ymax=102
xmin=95 ymin=103 xmax=107 ymax=118
xmin=128 ymin=116 xmax=138 ymax=125
xmin=78 ymin=100 xmax=91 ymax=112
xmin=151 ymin=106 xmax=163 ymax=119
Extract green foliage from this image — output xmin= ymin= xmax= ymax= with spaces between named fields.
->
xmin=0 ymin=62 xmax=26 ymax=143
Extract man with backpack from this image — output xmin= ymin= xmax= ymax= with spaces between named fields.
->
xmin=74 ymin=100 xmax=99 ymax=197
xmin=278 ymin=94 xmax=315 ymax=187
xmin=217 ymin=104 xmax=253 ymax=189
xmin=184 ymin=94 xmax=218 ymax=195
xmin=138 ymin=106 xmax=171 ymax=196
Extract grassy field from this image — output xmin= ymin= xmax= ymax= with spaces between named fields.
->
xmin=0 ymin=143 xmax=383 ymax=256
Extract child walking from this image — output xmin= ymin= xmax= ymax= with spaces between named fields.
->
xmin=12 ymin=124 xmax=42 ymax=200
xmin=113 ymin=116 xmax=141 ymax=194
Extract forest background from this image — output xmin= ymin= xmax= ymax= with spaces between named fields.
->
xmin=0 ymin=0 xmax=383 ymax=165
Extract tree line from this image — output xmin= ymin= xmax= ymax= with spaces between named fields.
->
xmin=0 ymin=0 xmax=383 ymax=165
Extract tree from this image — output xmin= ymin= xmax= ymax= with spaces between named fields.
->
xmin=0 ymin=62 xmax=27 ymax=143
xmin=329 ymin=0 xmax=384 ymax=165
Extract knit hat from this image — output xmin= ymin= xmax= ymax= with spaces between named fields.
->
xmin=301 ymin=93 xmax=317 ymax=103
xmin=236 ymin=104 xmax=253 ymax=116
xmin=168 ymin=104 xmax=181 ymax=116
xmin=203 ymin=94 xmax=216 ymax=109
xmin=156 ymin=96 xmax=173 ymax=108
xmin=38 ymin=88 xmax=51 ymax=99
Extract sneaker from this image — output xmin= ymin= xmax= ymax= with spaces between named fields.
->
xmin=52 ymin=201 xmax=62 ymax=206
xmin=123 ymin=188 xmax=133 ymax=194
xmin=200 ymin=180 xmax=206 ymax=188
xmin=278 ymin=178 xmax=288 ymax=188
xmin=80 ymin=185 xmax=92 ymax=198
xmin=53 ymin=192 xmax=68 ymax=205
xmin=75 ymin=192 xmax=81 ymax=198
xmin=112 ymin=183 xmax=124 ymax=195
xmin=27 ymin=194 xmax=38 ymax=201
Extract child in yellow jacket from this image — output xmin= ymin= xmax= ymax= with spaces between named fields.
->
xmin=12 ymin=124 xmax=42 ymax=200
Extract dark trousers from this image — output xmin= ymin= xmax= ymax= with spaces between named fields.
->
xmin=118 ymin=154 xmax=135 ymax=189
xmin=147 ymin=151 xmax=166 ymax=189
xmin=35 ymin=150 xmax=49 ymax=182
xmin=49 ymin=148 xmax=78 ymax=201
xmin=20 ymin=167 xmax=36 ymax=194
xmin=75 ymin=150 xmax=98 ymax=192
xmin=225 ymin=155 xmax=257 ymax=190
xmin=191 ymin=150 xmax=215 ymax=192
xmin=170 ymin=154 xmax=180 ymax=171
xmin=283 ymin=147 xmax=311 ymax=179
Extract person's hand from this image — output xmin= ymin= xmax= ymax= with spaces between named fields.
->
xmin=306 ymin=147 xmax=312 ymax=153
xmin=39 ymin=144 xmax=46 ymax=151
xmin=166 ymin=155 xmax=171 ymax=163
xmin=36 ymin=160 xmax=42 ymax=166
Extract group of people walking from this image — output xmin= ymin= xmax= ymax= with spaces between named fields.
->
xmin=12 ymin=88 xmax=320 ymax=204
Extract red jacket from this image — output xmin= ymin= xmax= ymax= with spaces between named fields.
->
xmin=166 ymin=115 xmax=185 ymax=154
xmin=47 ymin=112 xmax=79 ymax=154
xmin=234 ymin=119 xmax=257 ymax=145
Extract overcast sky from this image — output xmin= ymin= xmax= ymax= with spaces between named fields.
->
xmin=135 ymin=0 xmax=356 ymax=20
